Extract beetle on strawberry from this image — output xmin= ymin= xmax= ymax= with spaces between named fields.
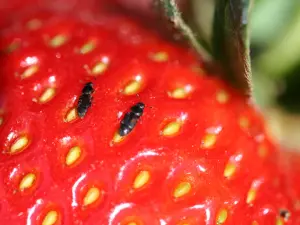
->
xmin=0 ymin=0 xmax=300 ymax=225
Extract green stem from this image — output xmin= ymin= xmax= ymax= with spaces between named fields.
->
xmin=160 ymin=0 xmax=212 ymax=62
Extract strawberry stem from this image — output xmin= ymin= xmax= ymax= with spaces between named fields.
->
xmin=212 ymin=0 xmax=253 ymax=96
xmin=159 ymin=0 xmax=212 ymax=62
xmin=160 ymin=0 xmax=253 ymax=97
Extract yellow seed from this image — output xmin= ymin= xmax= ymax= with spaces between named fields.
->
xmin=223 ymin=162 xmax=236 ymax=178
xmin=83 ymin=187 xmax=101 ymax=206
xmin=169 ymin=88 xmax=188 ymax=99
xmin=80 ymin=41 xmax=96 ymax=54
xmin=91 ymin=62 xmax=108 ymax=75
xmin=173 ymin=181 xmax=191 ymax=198
xmin=42 ymin=210 xmax=58 ymax=225
xmin=0 ymin=117 xmax=3 ymax=126
xmin=26 ymin=19 xmax=42 ymax=30
xmin=216 ymin=90 xmax=229 ymax=104
xmin=10 ymin=136 xmax=29 ymax=154
xmin=19 ymin=173 xmax=36 ymax=190
xmin=162 ymin=121 xmax=181 ymax=136
xmin=133 ymin=170 xmax=150 ymax=189
xmin=112 ymin=132 xmax=124 ymax=144
xmin=276 ymin=218 xmax=284 ymax=225
xmin=4 ymin=41 xmax=20 ymax=53
xmin=150 ymin=51 xmax=168 ymax=62
xmin=21 ymin=65 xmax=38 ymax=79
xmin=251 ymin=221 xmax=259 ymax=225
xmin=201 ymin=134 xmax=217 ymax=149
xmin=65 ymin=146 xmax=81 ymax=166
xmin=127 ymin=223 xmax=137 ymax=225
xmin=39 ymin=88 xmax=56 ymax=103
xmin=49 ymin=34 xmax=68 ymax=48
xmin=216 ymin=208 xmax=228 ymax=224
xmin=239 ymin=116 xmax=249 ymax=129
xmin=258 ymin=145 xmax=268 ymax=158
xmin=246 ymin=188 xmax=257 ymax=204
xmin=64 ymin=108 xmax=78 ymax=123
xmin=123 ymin=80 xmax=141 ymax=95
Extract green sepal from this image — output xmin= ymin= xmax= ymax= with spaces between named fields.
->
xmin=212 ymin=0 xmax=253 ymax=96
xmin=159 ymin=0 xmax=253 ymax=96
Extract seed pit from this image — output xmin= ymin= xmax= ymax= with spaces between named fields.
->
xmin=10 ymin=135 xmax=30 ymax=154
xmin=123 ymin=80 xmax=142 ymax=96
xmin=64 ymin=108 xmax=78 ymax=123
xmin=19 ymin=172 xmax=36 ymax=191
xmin=223 ymin=162 xmax=236 ymax=178
xmin=65 ymin=146 xmax=81 ymax=166
xmin=258 ymin=144 xmax=268 ymax=158
xmin=173 ymin=181 xmax=191 ymax=199
xmin=169 ymin=87 xmax=189 ymax=99
xmin=42 ymin=210 xmax=59 ymax=225
xmin=162 ymin=121 xmax=182 ymax=137
xmin=168 ymin=84 xmax=194 ymax=99
xmin=0 ymin=117 xmax=3 ymax=126
xmin=127 ymin=222 xmax=138 ymax=225
xmin=150 ymin=51 xmax=169 ymax=62
xmin=26 ymin=19 xmax=42 ymax=30
xmin=20 ymin=65 xmax=39 ymax=79
xmin=276 ymin=218 xmax=284 ymax=225
xmin=216 ymin=90 xmax=229 ymax=104
xmin=246 ymin=188 xmax=256 ymax=204
xmin=200 ymin=134 xmax=217 ymax=149
xmin=87 ymin=57 xmax=110 ymax=76
xmin=4 ymin=40 xmax=21 ymax=53
xmin=48 ymin=34 xmax=68 ymax=48
xmin=239 ymin=116 xmax=250 ymax=129
xmin=121 ymin=216 xmax=144 ymax=225
xmin=133 ymin=170 xmax=150 ymax=189
xmin=83 ymin=187 xmax=101 ymax=206
xmin=39 ymin=88 xmax=56 ymax=103
xmin=79 ymin=41 xmax=96 ymax=54
xmin=216 ymin=208 xmax=228 ymax=224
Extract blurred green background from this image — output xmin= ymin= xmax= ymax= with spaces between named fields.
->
xmin=250 ymin=0 xmax=300 ymax=148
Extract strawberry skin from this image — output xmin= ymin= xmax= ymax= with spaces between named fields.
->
xmin=0 ymin=4 xmax=299 ymax=225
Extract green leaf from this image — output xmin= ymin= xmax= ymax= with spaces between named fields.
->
xmin=212 ymin=0 xmax=253 ymax=96
xmin=256 ymin=7 xmax=300 ymax=80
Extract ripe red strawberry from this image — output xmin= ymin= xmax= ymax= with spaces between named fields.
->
xmin=0 ymin=3 xmax=299 ymax=225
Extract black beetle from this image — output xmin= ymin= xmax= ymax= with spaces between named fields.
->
xmin=119 ymin=102 xmax=145 ymax=136
xmin=77 ymin=82 xmax=94 ymax=118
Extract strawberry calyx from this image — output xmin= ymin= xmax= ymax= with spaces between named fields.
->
xmin=159 ymin=0 xmax=253 ymax=96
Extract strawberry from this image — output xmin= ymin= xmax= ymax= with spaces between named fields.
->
xmin=0 ymin=3 xmax=299 ymax=225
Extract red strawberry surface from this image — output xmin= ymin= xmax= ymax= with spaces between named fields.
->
xmin=0 ymin=3 xmax=299 ymax=225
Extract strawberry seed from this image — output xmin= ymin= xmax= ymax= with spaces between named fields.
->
xmin=65 ymin=146 xmax=81 ymax=166
xmin=42 ymin=210 xmax=59 ymax=225
xmin=133 ymin=170 xmax=150 ymax=189
xmin=19 ymin=172 xmax=36 ymax=191
xmin=173 ymin=181 xmax=191 ymax=198
xmin=83 ymin=187 xmax=101 ymax=206
xmin=216 ymin=208 xmax=228 ymax=224
xmin=10 ymin=135 xmax=29 ymax=154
